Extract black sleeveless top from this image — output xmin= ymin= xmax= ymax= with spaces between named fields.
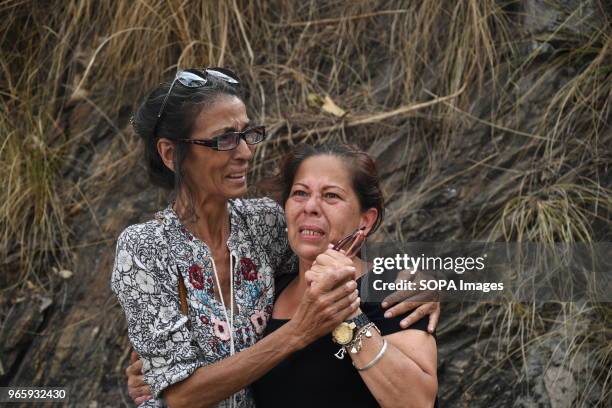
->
xmin=251 ymin=275 xmax=439 ymax=408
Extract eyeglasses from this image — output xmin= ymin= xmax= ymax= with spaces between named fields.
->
xmin=175 ymin=126 xmax=266 ymax=151
xmin=153 ymin=67 xmax=240 ymax=137
xmin=333 ymin=226 xmax=367 ymax=257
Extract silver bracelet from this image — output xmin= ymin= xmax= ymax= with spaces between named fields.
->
xmin=347 ymin=322 xmax=378 ymax=354
xmin=353 ymin=339 xmax=388 ymax=371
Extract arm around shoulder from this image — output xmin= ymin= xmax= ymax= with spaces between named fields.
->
xmin=235 ymin=198 xmax=292 ymax=274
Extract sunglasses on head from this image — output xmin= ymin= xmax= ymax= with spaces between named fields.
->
xmin=152 ymin=67 xmax=241 ymax=139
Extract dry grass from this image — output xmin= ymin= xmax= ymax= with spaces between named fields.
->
xmin=1 ymin=0 xmax=610 ymax=404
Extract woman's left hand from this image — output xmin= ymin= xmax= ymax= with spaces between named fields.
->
xmin=382 ymin=300 xmax=440 ymax=333
xmin=380 ymin=269 xmax=440 ymax=333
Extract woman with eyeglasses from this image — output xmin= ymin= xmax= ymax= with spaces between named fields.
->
xmin=111 ymin=68 xmax=440 ymax=408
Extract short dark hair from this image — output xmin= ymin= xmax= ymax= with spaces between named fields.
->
xmin=273 ymin=142 xmax=385 ymax=234
xmin=131 ymin=72 xmax=243 ymax=218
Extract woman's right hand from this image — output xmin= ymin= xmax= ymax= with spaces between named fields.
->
xmin=288 ymin=248 xmax=360 ymax=349
xmin=126 ymin=351 xmax=153 ymax=405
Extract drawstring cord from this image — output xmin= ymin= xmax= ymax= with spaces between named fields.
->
xmin=211 ymin=252 xmax=236 ymax=408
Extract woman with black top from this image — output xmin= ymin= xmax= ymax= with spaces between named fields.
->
xmin=123 ymin=141 xmax=438 ymax=407
xmin=252 ymin=143 xmax=438 ymax=407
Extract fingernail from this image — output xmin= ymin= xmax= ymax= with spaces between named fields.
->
xmin=346 ymin=281 xmax=356 ymax=290
xmin=384 ymin=311 xmax=392 ymax=318
xmin=428 ymin=327 xmax=433 ymax=333
xmin=381 ymin=301 xmax=388 ymax=308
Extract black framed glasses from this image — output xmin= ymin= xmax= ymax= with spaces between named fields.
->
xmin=153 ymin=67 xmax=240 ymax=137
xmin=175 ymin=126 xmax=266 ymax=151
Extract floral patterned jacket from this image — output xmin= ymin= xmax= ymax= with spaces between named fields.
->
xmin=111 ymin=198 xmax=292 ymax=407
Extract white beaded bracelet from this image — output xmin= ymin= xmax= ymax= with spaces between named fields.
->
xmin=353 ymin=339 xmax=388 ymax=371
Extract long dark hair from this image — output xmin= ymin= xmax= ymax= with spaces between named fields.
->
xmin=272 ymin=142 xmax=385 ymax=234
xmin=131 ymin=72 xmax=243 ymax=219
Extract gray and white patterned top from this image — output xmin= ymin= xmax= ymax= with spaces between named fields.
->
xmin=111 ymin=198 xmax=291 ymax=407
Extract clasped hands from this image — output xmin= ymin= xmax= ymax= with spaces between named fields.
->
xmin=306 ymin=246 xmax=440 ymax=332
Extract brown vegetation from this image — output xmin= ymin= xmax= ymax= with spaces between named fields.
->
xmin=0 ymin=0 xmax=610 ymax=406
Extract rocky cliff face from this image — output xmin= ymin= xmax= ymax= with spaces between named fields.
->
xmin=1 ymin=1 xmax=610 ymax=407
